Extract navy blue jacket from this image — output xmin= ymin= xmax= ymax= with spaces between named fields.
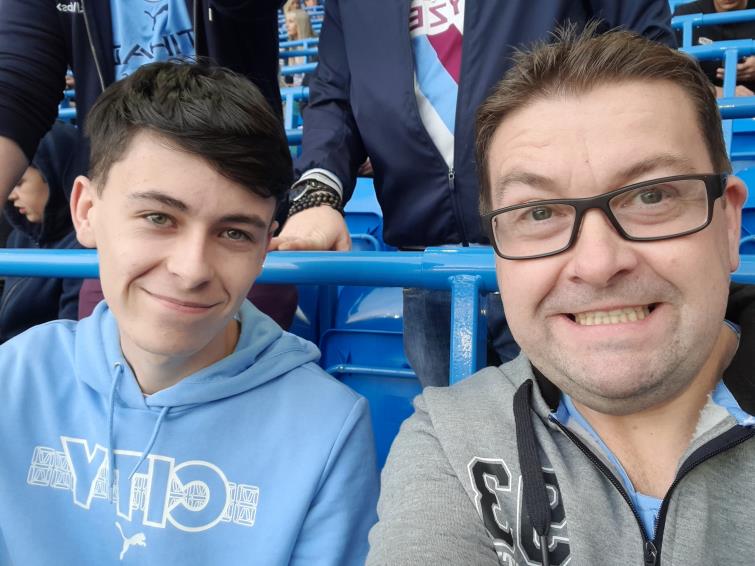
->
xmin=296 ymin=0 xmax=676 ymax=247
xmin=1 ymin=123 xmax=83 ymax=343
xmin=0 ymin=0 xmax=282 ymax=168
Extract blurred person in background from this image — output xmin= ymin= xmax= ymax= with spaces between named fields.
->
xmin=674 ymin=0 xmax=755 ymax=96
xmin=283 ymin=9 xmax=316 ymax=87
xmin=284 ymin=0 xmax=302 ymax=14
xmin=1 ymin=123 xmax=83 ymax=343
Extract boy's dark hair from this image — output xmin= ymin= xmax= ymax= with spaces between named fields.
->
xmin=475 ymin=23 xmax=730 ymax=215
xmin=85 ymin=60 xmax=292 ymax=203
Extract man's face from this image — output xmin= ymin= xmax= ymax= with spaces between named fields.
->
xmin=9 ymin=166 xmax=49 ymax=224
xmin=713 ymin=0 xmax=748 ymax=12
xmin=72 ymin=132 xmax=277 ymax=371
xmin=487 ymin=81 xmax=745 ymax=415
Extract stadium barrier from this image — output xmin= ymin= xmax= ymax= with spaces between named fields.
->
xmin=1 ymin=247 xmax=754 ymax=380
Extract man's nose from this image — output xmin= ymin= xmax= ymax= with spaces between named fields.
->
xmin=564 ymin=209 xmax=639 ymax=287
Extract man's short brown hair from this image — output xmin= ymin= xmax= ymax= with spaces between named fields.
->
xmin=475 ymin=23 xmax=730 ymax=214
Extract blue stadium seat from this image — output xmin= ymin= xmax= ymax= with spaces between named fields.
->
xmin=320 ymin=329 xmax=420 ymax=468
xmin=344 ymin=177 xmax=391 ymax=250
xmin=334 ymin=286 xmax=403 ymax=332
xmin=735 ymin=166 xmax=755 ymax=253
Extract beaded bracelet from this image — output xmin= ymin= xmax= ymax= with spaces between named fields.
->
xmin=287 ymin=191 xmax=344 ymax=218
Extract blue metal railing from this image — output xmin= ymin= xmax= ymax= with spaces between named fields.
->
xmin=673 ymin=9 xmax=755 ymax=48
xmin=1 ymin=247 xmax=754 ymax=382
xmin=673 ymin=9 xmax=755 ymax=150
xmin=280 ymin=62 xmax=317 ymax=76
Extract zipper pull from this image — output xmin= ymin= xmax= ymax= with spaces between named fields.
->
xmin=644 ymin=540 xmax=658 ymax=565
xmin=208 ymin=7 xmax=213 ymax=22
xmin=448 ymin=168 xmax=455 ymax=191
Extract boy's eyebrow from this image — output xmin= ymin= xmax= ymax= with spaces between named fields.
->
xmin=128 ymin=190 xmax=270 ymax=229
xmin=129 ymin=190 xmax=188 ymax=212
xmin=219 ymin=213 xmax=269 ymax=230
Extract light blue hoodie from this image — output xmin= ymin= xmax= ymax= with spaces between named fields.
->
xmin=0 ymin=300 xmax=379 ymax=565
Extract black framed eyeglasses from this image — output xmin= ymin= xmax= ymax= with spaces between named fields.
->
xmin=483 ymin=173 xmax=728 ymax=260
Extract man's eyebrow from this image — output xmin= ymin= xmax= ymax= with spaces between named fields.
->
xmin=493 ymin=171 xmax=557 ymax=203
xmin=128 ymin=191 xmax=189 ymax=212
xmin=612 ymin=154 xmax=699 ymax=188
xmin=493 ymin=154 xmax=700 ymax=203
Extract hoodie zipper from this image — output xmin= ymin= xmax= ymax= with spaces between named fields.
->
xmin=80 ymin=0 xmax=106 ymax=93
xmin=405 ymin=0 xmax=469 ymax=245
xmin=551 ymin=417 xmax=755 ymax=565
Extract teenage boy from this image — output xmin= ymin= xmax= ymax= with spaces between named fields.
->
xmin=0 ymin=61 xmax=378 ymax=565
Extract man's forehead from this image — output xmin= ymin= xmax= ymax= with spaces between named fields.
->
xmin=487 ymin=81 xmax=711 ymax=198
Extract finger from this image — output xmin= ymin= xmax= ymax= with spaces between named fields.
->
xmin=268 ymin=236 xmax=285 ymax=251
xmin=334 ymin=234 xmax=353 ymax=252
xmin=276 ymin=237 xmax=330 ymax=251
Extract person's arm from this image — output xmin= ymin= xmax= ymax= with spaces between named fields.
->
xmin=270 ymin=0 xmax=365 ymax=252
xmin=294 ymin=0 xmax=367 ymax=198
xmin=0 ymin=0 xmax=68 ymax=200
xmin=367 ymin=396 xmax=501 ymax=566
xmin=590 ymin=0 xmax=677 ymax=48
xmin=289 ymin=396 xmax=379 ymax=566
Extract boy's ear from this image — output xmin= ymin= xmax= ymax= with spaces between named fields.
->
xmin=70 ymin=175 xmax=98 ymax=248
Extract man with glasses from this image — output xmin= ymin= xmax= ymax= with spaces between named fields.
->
xmin=368 ymin=25 xmax=755 ymax=565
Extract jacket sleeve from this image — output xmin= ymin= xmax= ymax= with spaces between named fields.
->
xmin=0 ymin=0 xmax=68 ymax=161
xmin=293 ymin=0 xmax=367 ymax=203
xmin=589 ymin=0 xmax=677 ymax=48
xmin=367 ymin=395 xmax=501 ymax=566
xmin=290 ymin=396 xmax=379 ymax=566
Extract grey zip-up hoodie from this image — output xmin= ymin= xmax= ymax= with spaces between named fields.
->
xmin=368 ymin=354 xmax=755 ymax=566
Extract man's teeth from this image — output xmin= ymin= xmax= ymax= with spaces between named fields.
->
xmin=573 ymin=306 xmax=651 ymax=326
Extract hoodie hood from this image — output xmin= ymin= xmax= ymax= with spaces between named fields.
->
xmin=75 ymin=299 xmax=320 ymax=410
xmin=4 ymin=123 xmax=81 ymax=244
xmin=74 ymin=298 xmax=321 ymax=490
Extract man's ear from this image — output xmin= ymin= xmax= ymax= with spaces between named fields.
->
xmin=723 ymin=175 xmax=748 ymax=273
xmin=70 ymin=175 xmax=98 ymax=248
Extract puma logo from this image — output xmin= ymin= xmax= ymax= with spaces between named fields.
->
xmin=144 ymin=4 xmax=169 ymax=31
xmin=115 ymin=522 xmax=147 ymax=561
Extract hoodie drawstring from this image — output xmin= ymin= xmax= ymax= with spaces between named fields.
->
xmin=514 ymin=379 xmax=552 ymax=566
xmin=107 ymin=362 xmax=124 ymax=503
xmin=128 ymin=406 xmax=169 ymax=480
xmin=106 ymin=362 xmax=171 ymax=503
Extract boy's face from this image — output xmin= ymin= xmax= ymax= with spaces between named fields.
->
xmin=71 ymin=131 xmax=277 ymax=372
xmin=9 ymin=166 xmax=49 ymax=224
